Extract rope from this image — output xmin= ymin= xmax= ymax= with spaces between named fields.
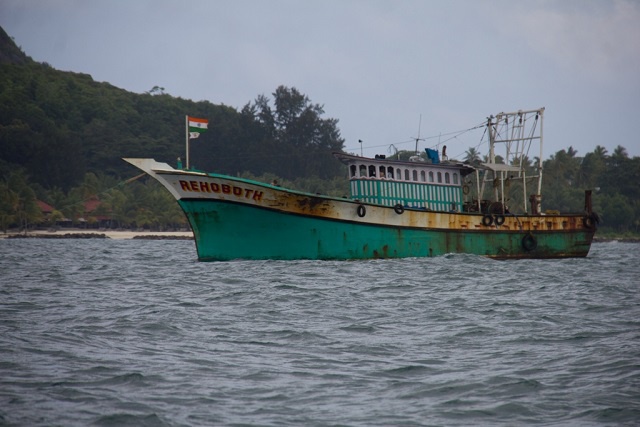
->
xmin=449 ymin=123 xmax=488 ymax=161
xmin=345 ymin=122 xmax=486 ymax=154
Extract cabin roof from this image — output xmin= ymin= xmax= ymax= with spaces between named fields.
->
xmin=333 ymin=152 xmax=475 ymax=173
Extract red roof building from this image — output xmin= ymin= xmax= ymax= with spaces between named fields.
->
xmin=36 ymin=200 xmax=55 ymax=215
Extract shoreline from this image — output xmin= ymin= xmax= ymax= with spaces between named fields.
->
xmin=1 ymin=229 xmax=194 ymax=240
xmin=1 ymin=230 xmax=637 ymax=243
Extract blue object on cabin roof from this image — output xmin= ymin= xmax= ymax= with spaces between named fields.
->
xmin=425 ymin=148 xmax=440 ymax=164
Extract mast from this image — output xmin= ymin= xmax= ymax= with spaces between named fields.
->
xmin=413 ymin=114 xmax=425 ymax=155
xmin=488 ymin=115 xmax=498 ymax=202
xmin=185 ymin=115 xmax=189 ymax=170
xmin=481 ymin=108 xmax=545 ymax=214
xmin=536 ymin=108 xmax=544 ymax=199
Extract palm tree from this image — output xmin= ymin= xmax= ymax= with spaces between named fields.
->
xmin=1 ymin=172 xmax=43 ymax=233
xmin=0 ymin=181 xmax=18 ymax=233
xmin=607 ymin=145 xmax=628 ymax=169
xmin=511 ymin=155 xmax=533 ymax=172
xmin=578 ymin=146 xmax=607 ymax=188
xmin=464 ymin=147 xmax=481 ymax=165
xmin=612 ymin=145 xmax=628 ymax=158
xmin=593 ymin=145 xmax=608 ymax=160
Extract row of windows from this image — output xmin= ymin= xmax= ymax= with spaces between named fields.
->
xmin=350 ymin=164 xmax=459 ymax=185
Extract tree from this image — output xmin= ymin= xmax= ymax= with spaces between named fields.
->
xmin=146 ymin=86 xmax=165 ymax=95
xmin=1 ymin=171 xmax=42 ymax=232
xmin=611 ymin=145 xmax=628 ymax=164
xmin=464 ymin=147 xmax=481 ymax=165
xmin=0 ymin=179 xmax=18 ymax=232
xmin=577 ymin=145 xmax=607 ymax=189
xmin=543 ymin=147 xmax=580 ymax=187
xmin=597 ymin=193 xmax=634 ymax=232
xmin=239 ymin=86 xmax=346 ymax=180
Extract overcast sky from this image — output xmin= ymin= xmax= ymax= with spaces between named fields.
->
xmin=2 ymin=0 xmax=639 ymax=161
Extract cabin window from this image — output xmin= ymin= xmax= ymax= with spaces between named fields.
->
xmin=453 ymin=173 xmax=458 ymax=184
xmin=420 ymin=171 xmax=426 ymax=182
xmin=359 ymin=164 xmax=367 ymax=177
xmin=387 ymin=167 xmax=394 ymax=179
xmin=437 ymin=172 xmax=442 ymax=183
xmin=404 ymin=169 xmax=410 ymax=180
xmin=445 ymin=172 xmax=450 ymax=184
xmin=429 ymin=171 xmax=434 ymax=182
xmin=350 ymin=165 xmax=357 ymax=178
xmin=368 ymin=165 xmax=376 ymax=177
xmin=412 ymin=170 xmax=418 ymax=181
xmin=396 ymin=168 xmax=402 ymax=180
xmin=379 ymin=166 xmax=386 ymax=178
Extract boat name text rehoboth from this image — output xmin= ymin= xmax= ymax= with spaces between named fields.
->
xmin=179 ymin=180 xmax=264 ymax=201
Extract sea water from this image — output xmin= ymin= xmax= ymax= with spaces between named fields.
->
xmin=0 ymin=239 xmax=638 ymax=426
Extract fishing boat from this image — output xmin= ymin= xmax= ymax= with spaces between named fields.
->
xmin=124 ymin=108 xmax=598 ymax=261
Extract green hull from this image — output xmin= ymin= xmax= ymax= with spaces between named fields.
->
xmin=179 ymin=199 xmax=594 ymax=261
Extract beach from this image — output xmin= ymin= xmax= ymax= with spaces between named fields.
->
xmin=0 ymin=229 xmax=194 ymax=240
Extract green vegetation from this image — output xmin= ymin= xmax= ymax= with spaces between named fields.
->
xmin=0 ymin=26 xmax=638 ymax=235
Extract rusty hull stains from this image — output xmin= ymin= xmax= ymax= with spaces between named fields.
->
xmin=269 ymin=192 xmax=334 ymax=216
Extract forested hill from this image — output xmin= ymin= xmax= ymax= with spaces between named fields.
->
xmin=0 ymin=26 xmax=346 ymax=191
xmin=0 ymin=26 xmax=29 ymax=65
xmin=1 ymin=27 xmax=639 ymax=233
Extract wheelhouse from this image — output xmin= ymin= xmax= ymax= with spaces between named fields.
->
xmin=334 ymin=153 xmax=475 ymax=212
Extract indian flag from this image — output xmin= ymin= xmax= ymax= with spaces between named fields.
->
xmin=188 ymin=116 xmax=208 ymax=133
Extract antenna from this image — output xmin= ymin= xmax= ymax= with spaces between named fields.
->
xmin=412 ymin=114 xmax=425 ymax=154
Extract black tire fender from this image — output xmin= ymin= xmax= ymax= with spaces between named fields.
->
xmin=583 ymin=216 xmax=595 ymax=229
xmin=394 ymin=204 xmax=405 ymax=215
xmin=482 ymin=214 xmax=494 ymax=227
xmin=522 ymin=233 xmax=537 ymax=251
xmin=357 ymin=204 xmax=366 ymax=218
xmin=494 ymin=215 xmax=505 ymax=226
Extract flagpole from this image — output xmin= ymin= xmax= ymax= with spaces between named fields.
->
xmin=185 ymin=115 xmax=189 ymax=170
